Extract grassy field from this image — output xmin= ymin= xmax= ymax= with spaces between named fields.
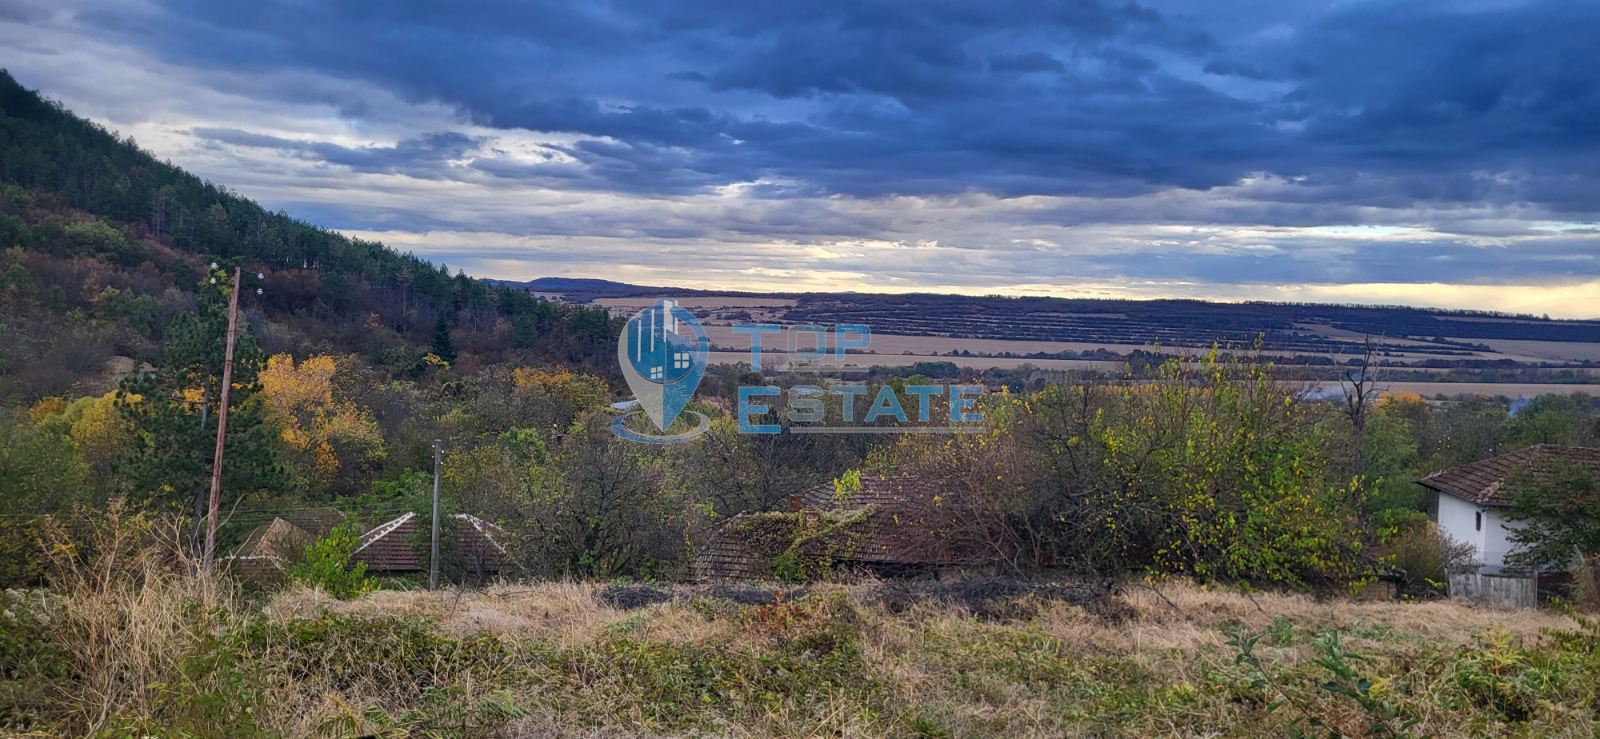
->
xmin=9 ymin=569 xmax=1599 ymax=737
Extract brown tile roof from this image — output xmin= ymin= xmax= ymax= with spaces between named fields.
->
xmin=694 ymin=513 xmax=775 ymax=581
xmin=803 ymin=475 xmax=963 ymax=566
xmin=225 ymin=517 xmax=315 ymax=579
xmin=1418 ymin=444 xmax=1600 ymax=507
xmin=277 ymin=507 xmax=347 ymax=537
xmin=351 ymin=513 xmax=511 ymax=573
xmin=697 ymin=474 xmax=968 ymax=581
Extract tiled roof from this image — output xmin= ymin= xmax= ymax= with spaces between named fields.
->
xmin=788 ymin=474 xmax=946 ymax=512
xmin=351 ymin=513 xmax=511 ymax=573
xmin=697 ymin=474 xmax=967 ymax=581
xmin=1418 ymin=444 xmax=1600 ymax=507
xmin=803 ymin=475 xmax=963 ymax=566
xmin=225 ymin=517 xmax=315 ymax=579
xmin=277 ymin=507 xmax=347 ymax=537
xmin=694 ymin=513 xmax=775 ymax=581
xmin=351 ymin=513 xmax=419 ymax=571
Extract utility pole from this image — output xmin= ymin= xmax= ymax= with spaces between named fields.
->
xmin=430 ymin=439 xmax=442 ymax=591
xmin=203 ymin=267 xmax=242 ymax=575
xmin=190 ymin=382 xmax=209 ymax=564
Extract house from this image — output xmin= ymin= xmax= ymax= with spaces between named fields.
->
xmin=1420 ymin=444 xmax=1600 ymax=572
xmin=1420 ymin=444 xmax=1600 ymax=606
xmin=351 ymin=512 xmax=512 ymax=577
xmin=274 ymin=507 xmax=349 ymax=539
xmin=225 ymin=517 xmax=317 ymax=580
xmin=223 ymin=507 xmax=348 ymax=580
xmin=695 ymin=474 xmax=971 ymax=582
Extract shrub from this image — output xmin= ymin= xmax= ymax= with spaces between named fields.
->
xmin=0 ymin=589 xmax=68 ymax=732
xmin=290 ymin=522 xmax=376 ymax=599
xmin=1018 ymin=351 xmax=1372 ymax=587
xmin=725 ymin=508 xmax=871 ymax=583
xmin=1380 ymin=519 xmax=1475 ymax=599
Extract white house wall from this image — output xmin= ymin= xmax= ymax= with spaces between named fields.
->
xmin=1434 ymin=493 xmax=1527 ymax=570
xmin=1435 ymin=493 xmax=1486 ymax=565
xmin=1481 ymin=509 xmax=1525 ymax=570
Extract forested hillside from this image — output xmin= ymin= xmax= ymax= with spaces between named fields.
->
xmin=0 ymin=69 xmax=634 ymax=534
xmin=0 ymin=68 xmax=619 ymax=407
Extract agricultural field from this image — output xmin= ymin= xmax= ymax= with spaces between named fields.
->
xmin=564 ymin=284 xmax=1600 ymax=396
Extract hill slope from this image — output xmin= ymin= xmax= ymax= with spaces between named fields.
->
xmin=0 ymin=70 xmax=618 ymax=404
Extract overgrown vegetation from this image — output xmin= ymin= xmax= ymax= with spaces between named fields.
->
xmin=4 ymin=514 xmax=1599 ymax=736
xmin=290 ymin=523 xmax=376 ymax=600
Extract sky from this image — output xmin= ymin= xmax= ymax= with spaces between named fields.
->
xmin=3 ymin=0 xmax=1598 ymax=317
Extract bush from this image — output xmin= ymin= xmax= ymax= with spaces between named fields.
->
xmin=290 ymin=522 xmax=376 ymax=599
xmin=1017 ymin=351 xmax=1372 ymax=587
xmin=1380 ymin=519 xmax=1475 ymax=599
xmin=0 ymin=589 xmax=68 ymax=732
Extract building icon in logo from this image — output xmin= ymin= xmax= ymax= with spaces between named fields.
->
xmin=614 ymin=298 xmax=710 ymax=443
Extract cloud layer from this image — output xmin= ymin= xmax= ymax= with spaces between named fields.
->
xmin=3 ymin=0 xmax=1597 ymax=315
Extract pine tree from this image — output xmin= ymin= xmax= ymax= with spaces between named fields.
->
xmin=116 ymin=268 xmax=281 ymax=514
xmin=431 ymin=309 xmax=457 ymax=364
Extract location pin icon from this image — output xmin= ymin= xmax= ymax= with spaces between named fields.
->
xmin=617 ymin=299 xmax=709 ymax=433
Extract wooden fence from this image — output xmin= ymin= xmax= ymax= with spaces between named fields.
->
xmin=1448 ymin=572 xmax=1538 ymax=609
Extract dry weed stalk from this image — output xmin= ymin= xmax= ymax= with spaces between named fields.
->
xmin=35 ymin=500 xmax=229 ymax=733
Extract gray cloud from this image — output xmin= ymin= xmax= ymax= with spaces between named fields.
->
xmin=1 ymin=0 xmax=1596 ymax=315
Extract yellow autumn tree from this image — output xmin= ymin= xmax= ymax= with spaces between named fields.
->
xmin=66 ymin=391 xmax=138 ymax=473
xmin=509 ymin=367 xmax=610 ymax=430
xmin=1375 ymin=391 xmax=1426 ymax=410
xmin=259 ymin=354 xmax=385 ymax=493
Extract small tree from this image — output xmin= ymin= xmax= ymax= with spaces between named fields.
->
xmin=430 ymin=311 xmax=457 ymax=365
xmin=290 ymin=522 xmax=375 ymax=599
xmin=1505 ymin=465 xmax=1600 ymax=573
xmin=1337 ymin=334 xmax=1384 ymax=481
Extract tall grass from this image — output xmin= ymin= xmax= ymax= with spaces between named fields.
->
xmin=19 ymin=502 xmax=244 ymax=734
xmin=3 ymin=509 xmax=1598 ymax=736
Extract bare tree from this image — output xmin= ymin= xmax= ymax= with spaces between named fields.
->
xmin=1337 ymin=334 xmax=1385 ymax=479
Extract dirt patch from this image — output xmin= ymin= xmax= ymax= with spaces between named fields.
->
xmin=598 ymin=584 xmax=673 ymax=610
xmin=870 ymin=577 xmax=1117 ymax=621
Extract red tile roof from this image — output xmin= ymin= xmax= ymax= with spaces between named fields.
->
xmin=1418 ymin=444 xmax=1600 ymax=507
xmin=351 ymin=513 xmax=511 ymax=573
xmin=224 ymin=517 xmax=316 ymax=580
xmin=694 ymin=513 xmax=775 ymax=581
xmin=277 ymin=507 xmax=347 ymax=537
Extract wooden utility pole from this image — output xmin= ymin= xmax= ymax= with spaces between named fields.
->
xmin=430 ymin=439 xmax=442 ymax=591
xmin=203 ymin=267 xmax=242 ymax=575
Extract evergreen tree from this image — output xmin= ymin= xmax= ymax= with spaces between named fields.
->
xmin=116 ymin=267 xmax=281 ymax=513
xmin=431 ymin=309 xmax=457 ymax=364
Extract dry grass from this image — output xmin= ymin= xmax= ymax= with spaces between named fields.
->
xmin=28 ymin=503 xmax=237 ymax=735
xmin=268 ymin=581 xmax=626 ymax=645
xmin=250 ymin=578 xmax=1593 ymax=737
xmin=270 ymin=578 xmax=1569 ymax=653
xmin=10 ymin=549 xmax=1598 ymax=737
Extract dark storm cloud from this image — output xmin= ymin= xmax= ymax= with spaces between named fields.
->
xmin=193 ymin=127 xmax=483 ymax=175
xmin=6 ymin=0 xmax=1597 ymax=307
xmin=67 ymin=0 xmax=1600 ymax=208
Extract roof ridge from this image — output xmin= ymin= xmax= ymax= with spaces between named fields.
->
xmin=353 ymin=511 xmax=415 ymax=556
xmin=1419 ymin=443 xmax=1600 ymax=506
xmin=454 ymin=513 xmax=510 ymax=556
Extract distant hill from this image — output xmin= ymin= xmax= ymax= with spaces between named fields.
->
xmin=491 ymin=277 xmax=665 ymax=298
xmin=515 ymin=278 xmax=1600 ymax=365
xmin=493 ymin=276 xmax=773 ymax=301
